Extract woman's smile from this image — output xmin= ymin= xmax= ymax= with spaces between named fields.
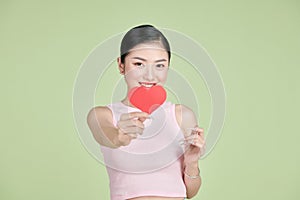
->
xmin=138 ymin=82 xmax=157 ymax=88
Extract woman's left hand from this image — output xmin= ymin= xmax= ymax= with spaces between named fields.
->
xmin=183 ymin=127 xmax=206 ymax=164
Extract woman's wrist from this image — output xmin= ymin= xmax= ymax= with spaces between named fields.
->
xmin=109 ymin=127 xmax=122 ymax=148
xmin=184 ymin=160 xmax=198 ymax=168
xmin=184 ymin=170 xmax=200 ymax=179
xmin=184 ymin=162 xmax=200 ymax=177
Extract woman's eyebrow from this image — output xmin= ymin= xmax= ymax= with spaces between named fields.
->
xmin=131 ymin=57 xmax=167 ymax=63
xmin=154 ymin=59 xmax=167 ymax=63
xmin=131 ymin=57 xmax=146 ymax=61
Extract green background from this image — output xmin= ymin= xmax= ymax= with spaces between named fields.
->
xmin=1 ymin=0 xmax=300 ymax=199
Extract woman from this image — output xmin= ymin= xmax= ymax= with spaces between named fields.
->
xmin=87 ymin=24 xmax=206 ymax=200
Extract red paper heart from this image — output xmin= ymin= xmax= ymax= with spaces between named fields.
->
xmin=128 ymin=85 xmax=167 ymax=114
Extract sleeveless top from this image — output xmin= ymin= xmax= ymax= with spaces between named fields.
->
xmin=100 ymin=101 xmax=186 ymax=200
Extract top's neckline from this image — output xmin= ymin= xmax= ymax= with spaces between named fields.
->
xmin=117 ymin=101 xmax=168 ymax=113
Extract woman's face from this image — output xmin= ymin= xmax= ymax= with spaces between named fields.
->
xmin=118 ymin=42 xmax=169 ymax=91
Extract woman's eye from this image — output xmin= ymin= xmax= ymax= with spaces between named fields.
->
xmin=134 ymin=62 xmax=144 ymax=67
xmin=156 ymin=64 xmax=165 ymax=68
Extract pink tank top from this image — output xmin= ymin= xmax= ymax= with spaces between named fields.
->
xmin=100 ymin=101 xmax=187 ymax=200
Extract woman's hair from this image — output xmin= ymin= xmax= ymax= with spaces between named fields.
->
xmin=120 ymin=24 xmax=171 ymax=63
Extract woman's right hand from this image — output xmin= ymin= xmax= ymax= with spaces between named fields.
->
xmin=116 ymin=112 xmax=149 ymax=146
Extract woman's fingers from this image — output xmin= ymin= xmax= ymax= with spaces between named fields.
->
xmin=117 ymin=112 xmax=150 ymax=146
xmin=184 ymin=130 xmax=206 ymax=149
xmin=118 ymin=118 xmax=145 ymax=129
xmin=191 ymin=127 xmax=204 ymax=135
xmin=120 ymin=112 xmax=149 ymax=121
xmin=184 ymin=133 xmax=204 ymax=142
xmin=131 ymin=118 xmax=145 ymax=129
xmin=184 ymin=127 xmax=204 ymax=137
xmin=127 ymin=133 xmax=138 ymax=139
xmin=122 ymin=126 xmax=144 ymax=135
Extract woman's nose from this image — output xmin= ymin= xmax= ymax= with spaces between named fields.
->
xmin=143 ymin=65 xmax=155 ymax=81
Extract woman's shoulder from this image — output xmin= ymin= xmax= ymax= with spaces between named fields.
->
xmin=87 ymin=101 xmax=123 ymax=117
xmin=88 ymin=105 xmax=111 ymax=114
xmin=174 ymin=104 xmax=197 ymax=130
xmin=175 ymin=104 xmax=195 ymax=117
xmin=87 ymin=105 xmax=113 ymax=124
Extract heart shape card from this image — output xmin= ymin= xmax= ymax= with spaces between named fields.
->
xmin=128 ymin=85 xmax=167 ymax=114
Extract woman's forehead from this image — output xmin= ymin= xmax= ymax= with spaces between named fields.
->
xmin=132 ymin=42 xmax=165 ymax=50
xmin=127 ymin=43 xmax=168 ymax=59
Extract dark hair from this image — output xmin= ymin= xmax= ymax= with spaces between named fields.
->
xmin=120 ymin=24 xmax=171 ymax=63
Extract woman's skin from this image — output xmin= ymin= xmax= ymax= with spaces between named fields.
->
xmin=87 ymin=43 xmax=206 ymax=199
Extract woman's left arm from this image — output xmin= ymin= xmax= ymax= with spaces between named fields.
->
xmin=175 ymin=105 xmax=206 ymax=199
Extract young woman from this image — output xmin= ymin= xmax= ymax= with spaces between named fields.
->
xmin=87 ymin=25 xmax=206 ymax=200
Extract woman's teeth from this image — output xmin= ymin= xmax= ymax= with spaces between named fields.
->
xmin=140 ymin=83 xmax=156 ymax=88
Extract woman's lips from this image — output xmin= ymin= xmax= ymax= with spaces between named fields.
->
xmin=139 ymin=82 xmax=157 ymax=88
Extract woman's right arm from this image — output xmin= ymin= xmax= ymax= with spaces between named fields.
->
xmin=87 ymin=106 xmax=149 ymax=148
xmin=87 ymin=106 xmax=120 ymax=148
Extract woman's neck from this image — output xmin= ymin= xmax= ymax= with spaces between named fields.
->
xmin=121 ymin=98 xmax=135 ymax=108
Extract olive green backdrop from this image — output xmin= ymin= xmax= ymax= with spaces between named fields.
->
xmin=1 ymin=0 xmax=299 ymax=199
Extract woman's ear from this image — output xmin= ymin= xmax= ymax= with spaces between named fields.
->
xmin=117 ymin=57 xmax=125 ymax=75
